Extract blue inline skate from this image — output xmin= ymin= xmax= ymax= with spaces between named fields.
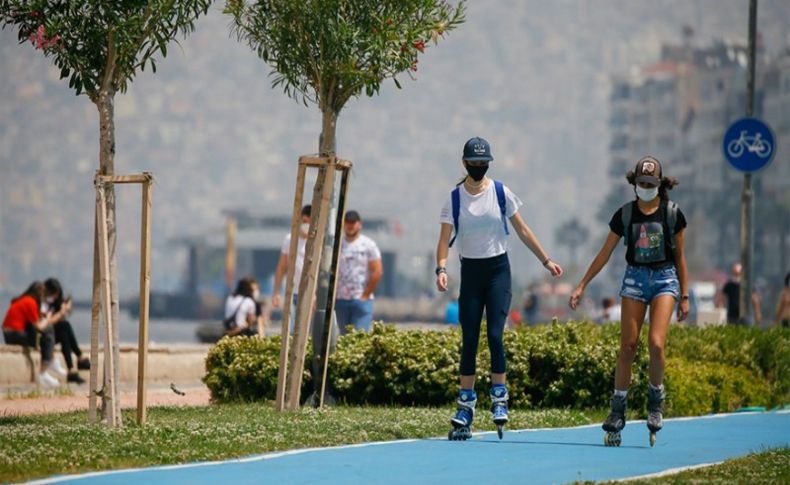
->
xmin=448 ymin=389 xmax=476 ymax=441
xmin=490 ymin=384 xmax=509 ymax=440
xmin=647 ymin=385 xmax=665 ymax=447
xmin=602 ymin=393 xmax=627 ymax=447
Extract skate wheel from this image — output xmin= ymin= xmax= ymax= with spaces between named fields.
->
xmin=649 ymin=432 xmax=656 ymax=447
xmin=448 ymin=427 xmax=471 ymax=441
xmin=604 ymin=432 xmax=621 ymax=447
xmin=496 ymin=424 xmax=504 ymax=440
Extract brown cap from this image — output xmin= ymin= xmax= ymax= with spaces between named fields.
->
xmin=635 ymin=156 xmax=662 ymax=186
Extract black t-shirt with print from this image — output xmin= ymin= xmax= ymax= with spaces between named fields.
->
xmin=609 ymin=200 xmax=687 ymax=268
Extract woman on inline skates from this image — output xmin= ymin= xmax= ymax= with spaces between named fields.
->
xmin=569 ymin=156 xmax=689 ymax=447
xmin=435 ymin=136 xmax=563 ymax=440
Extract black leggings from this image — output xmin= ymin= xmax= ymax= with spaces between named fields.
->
xmin=4 ymin=324 xmax=54 ymax=364
xmin=458 ymin=253 xmax=512 ymax=376
xmin=54 ymin=320 xmax=82 ymax=370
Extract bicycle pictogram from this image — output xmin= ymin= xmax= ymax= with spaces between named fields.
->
xmin=726 ymin=130 xmax=772 ymax=159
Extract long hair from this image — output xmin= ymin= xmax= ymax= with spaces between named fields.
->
xmin=12 ymin=281 xmax=44 ymax=308
xmin=44 ymin=277 xmax=64 ymax=309
xmin=625 ymin=171 xmax=679 ymax=200
xmin=233 ymin=277 xmax=257 ymax=299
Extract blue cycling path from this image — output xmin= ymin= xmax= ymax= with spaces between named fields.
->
xmin=33 ymin=411 xmax=789 ymax=485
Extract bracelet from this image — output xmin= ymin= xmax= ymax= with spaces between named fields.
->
xmin=435 ymin=266 xmax=447 ymax=276
xmin=542 ymin=257 xmax=551 ymax=266
xmin=681 ymin=295 xmax=690 ymax=300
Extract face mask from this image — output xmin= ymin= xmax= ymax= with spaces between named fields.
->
xmin=636 ymin=186 xmax=658 ymax=201
xmin=253 ymin=288 xmax=260 ymax=300
xmin=300 ymin=223 xmax=310 ymax=236
xmin=465 ymin=163 xmax=489 ymax=181
xmin=46 ymin=296 xmax=56 ymax=304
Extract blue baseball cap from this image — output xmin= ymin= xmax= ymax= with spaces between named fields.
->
xmin=462 ymin=137 xmax=493 ymax=162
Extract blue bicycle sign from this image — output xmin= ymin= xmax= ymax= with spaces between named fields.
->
xmin=722 ymin=117 xmax=776 ymax=172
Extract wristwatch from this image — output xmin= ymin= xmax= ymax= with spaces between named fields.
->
xmin=435 ymin=266 xmax=447 ymax=276
xmin=681 ymin=295 xmax=690 ymax=300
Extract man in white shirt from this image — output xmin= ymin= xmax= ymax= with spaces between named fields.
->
xmin=272 ymin=205 xmax=310 ymax=324
xmin=336 ymin=210 xmax=383 ymax=333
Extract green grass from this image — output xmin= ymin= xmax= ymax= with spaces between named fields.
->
xmin=0 ymin=403 xmax=604 ymax=483
xmin=616 ymin=447 xmax=790 ymax=484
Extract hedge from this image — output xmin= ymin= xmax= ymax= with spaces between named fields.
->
xmin=203 ymin=322 xmax=787 ymax=416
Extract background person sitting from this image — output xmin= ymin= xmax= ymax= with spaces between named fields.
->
xmin=2 ymin=281 xmax=69 ymax=387
xmin=43 ymin=278 xmax=90 ymax=384
xmin=223 ymin=277 xmax=260 ymax=337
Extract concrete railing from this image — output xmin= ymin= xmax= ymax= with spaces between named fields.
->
xmin=0 ymin=344 xmax=210 ymax=386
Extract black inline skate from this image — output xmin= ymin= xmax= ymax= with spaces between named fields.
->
xmin=602 ymin=393 xmax=627 ymax=447
xmin=647 ymin=385 xmax=665 ymax=447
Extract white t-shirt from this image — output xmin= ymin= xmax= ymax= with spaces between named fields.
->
xmin=337 ymin=234 xmax=382 ymax=300
xmin=439 ymin=182 xmax=522 ymax=259
xmin=224 ymin=295 xmax=256 ymax=328
xmin=281 ymin=233 xmax=307 ymax=294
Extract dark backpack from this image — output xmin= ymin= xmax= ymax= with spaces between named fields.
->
xmin=621 ymin=199 xmax=679 ymax=255
xmin=449 ymin=180 xmax=509 ymax=248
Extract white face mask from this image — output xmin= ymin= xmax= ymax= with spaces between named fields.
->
xmin=300 ymin=222 xmax=310 ymax=236
xmin=636 ymin=186 xmax=659 ymax=201
xmin=252 ymin=288 xmax=260 ymax=300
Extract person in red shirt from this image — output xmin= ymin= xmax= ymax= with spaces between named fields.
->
xmin=3 ymin=281 xmax=70 ymax=387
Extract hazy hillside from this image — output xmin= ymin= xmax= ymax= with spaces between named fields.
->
xmin=1 ymin=0 xmax=788 ymax=298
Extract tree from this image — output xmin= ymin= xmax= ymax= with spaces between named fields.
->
xmin=0 ymin=0 xmax=211 ymax=425
xmin=224 ymin=0 xmax=465 ymax=407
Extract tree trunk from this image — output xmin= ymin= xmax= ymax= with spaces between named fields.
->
xmin=308 ymin=107 xmax=339 ymax=403
xmin=96 ymin=90 xmax=122 ymax=426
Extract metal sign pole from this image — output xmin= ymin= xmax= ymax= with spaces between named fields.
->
xmin=740 ymin=0 xmax=758 ymax=326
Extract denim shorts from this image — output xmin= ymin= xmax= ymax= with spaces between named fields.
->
xmin=619 ymin=264 xmax=680 ymax=304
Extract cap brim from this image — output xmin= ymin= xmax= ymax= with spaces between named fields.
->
xmin=635 ymin=175 xmax=660 ymax=185
xmin=463 ymin=156 xmax=493 ymax=162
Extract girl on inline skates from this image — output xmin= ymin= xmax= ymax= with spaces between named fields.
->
xmin=569 ymin=156 xmax=689 ymax=446
xmin=435 ymin=137 xmax=563 ymax=440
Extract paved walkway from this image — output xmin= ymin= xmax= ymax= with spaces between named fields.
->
xmin=0 ymin=382 xmax=210 ymax=416
xmin=30 ymin=411 xmax=789 ymax=484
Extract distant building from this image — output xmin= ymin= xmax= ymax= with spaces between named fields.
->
xmin=605 ymin=36 xmax=790 ymax=284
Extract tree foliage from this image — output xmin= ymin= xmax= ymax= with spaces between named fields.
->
xmin=0 ymin=0 xmax=212 ymax=99
xmin=224 ymin=0 xmax=466 ymax=113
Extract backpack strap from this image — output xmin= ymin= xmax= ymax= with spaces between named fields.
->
xmin=665 ymin=200 xmax=678 ymax=253
xmin=494 ymin=180 xmax=510 ymax=236
xmin=449 ymin=182 xmax=509 ymax=248
xmin=620 ymin=202 xmax=633 ymax=247
xmin=448 ymin=187 xmax=460 ymax=248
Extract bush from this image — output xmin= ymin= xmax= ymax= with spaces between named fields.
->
xmin=203 ymin=335 xmax=312 ymax=402
xmin=664 ymin=357 xmax=772 ymax=416
xmin=203 ymin=322 xmax=786 ymax=416
xmin=666 ymin=325 xmax=789 ymax=406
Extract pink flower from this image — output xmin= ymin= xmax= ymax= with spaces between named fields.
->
xmin=29 ymin=25 xmax=60 ymax=50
